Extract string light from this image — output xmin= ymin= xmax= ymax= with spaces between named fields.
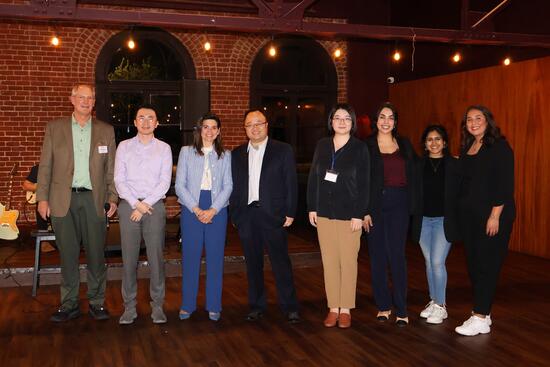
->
xmin=452 ymin=52 xmax=461 ymax=63
xmin=204 ymin=41 xmax=211 ymax=51
xmin=50 ymin=36 xmax=60 ymax=47
xmin=392 ymin=50 xmax=401 ymax=62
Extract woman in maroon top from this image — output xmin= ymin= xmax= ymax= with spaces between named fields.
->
xmin=364 ymin=102 xmax=417 ymax=326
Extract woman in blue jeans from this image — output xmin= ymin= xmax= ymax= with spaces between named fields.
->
xmin=411 ymin=125 xmax=459 ymax=324
xmin=175 ymin=112 xmax=232 ymax=321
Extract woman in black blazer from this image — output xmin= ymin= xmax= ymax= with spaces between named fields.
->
xmin=364 ymin=102 xmax=417 ymax=326
xmin=454 ymin=105 xmax=515 ymax=336
xmin=307 ymin=103 xmax=370 ymax=329
xmin=411 ymin=125 xmax=459 ymax=325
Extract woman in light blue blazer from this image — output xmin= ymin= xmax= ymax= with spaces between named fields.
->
xmin=175 ymin=112 xmax=232 ymax=321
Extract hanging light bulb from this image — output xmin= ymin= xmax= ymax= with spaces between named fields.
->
xmin=333 ymin=48 xmax=342 ymax=58
xmin=50 ymin=36 xmax=60 ymax=47
xmin=392 ymin=50 xmax=401 ymax=61
xmin=452 ymin=52 xmax=461 ymax=63
xmin=268 ymin=45 xmax=277 ymax=57
xmin=127 ymin=38 xmax=136 ymax=50
xmin=204 ymin=41 xmax=211 ymax=51
xmin=503 ymin=57 xmax=511 ymax=66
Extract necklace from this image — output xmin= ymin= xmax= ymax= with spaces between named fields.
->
xmin=429 ymin=158 xmax=442 ymax=172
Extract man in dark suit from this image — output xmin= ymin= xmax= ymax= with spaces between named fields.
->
xmin=230 ymin=109 xmax=300 ymax=323
xmin=37 ymin=84 xmax=118 ymax=322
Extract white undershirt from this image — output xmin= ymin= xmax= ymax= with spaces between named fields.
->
xmin=200 ymin=146 xmax=213 ymax=190
xmin=247 ymin=137 xmax=268 ymax=204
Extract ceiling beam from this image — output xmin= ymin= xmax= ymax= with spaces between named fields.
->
xmin=0 ymin=2 xmax=549 ymax=48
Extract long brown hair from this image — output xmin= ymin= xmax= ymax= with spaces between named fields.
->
xmin=460 ymin=105 xmax=503 ymax=150
xmin=192 ymin=112 xmax=225 ymax=158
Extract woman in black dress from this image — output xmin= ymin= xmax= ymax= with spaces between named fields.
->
xmin=454 ymin=105 xmax=515 ymax=336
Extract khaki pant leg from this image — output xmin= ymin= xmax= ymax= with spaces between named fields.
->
xmin=317 ymin=217 xmax=341 ymax=309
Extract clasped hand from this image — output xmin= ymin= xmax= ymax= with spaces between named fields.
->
xmin=193 ymin=207 xmax=217 ymax=224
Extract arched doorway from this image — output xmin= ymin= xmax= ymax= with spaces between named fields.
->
xmin=95 ymin=28 xmax=207 ymax=157
xmin=250 ymin=36 xmax=337 ymax=164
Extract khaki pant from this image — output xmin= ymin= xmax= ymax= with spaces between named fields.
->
xmin=317 ymin=216 xmax=361 ymax=309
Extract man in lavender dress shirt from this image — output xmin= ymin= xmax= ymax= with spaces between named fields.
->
xmin=114 ymin=104 xmax=172 ymax=324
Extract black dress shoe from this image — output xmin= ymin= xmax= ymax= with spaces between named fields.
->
xmin=88 ymin=304 xmax=110 ymax=320
xmin=50 ymin=307 xmax=81 ymax=322
xmin=396 ymin=318 xmax=409 ymax=327
xmin=245 ymin=310 xmax=264 ymax=322
xmin=287 ymin=311 xmax=301 ymax=324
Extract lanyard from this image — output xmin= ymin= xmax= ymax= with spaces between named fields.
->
xmin=331 ymin=147 xmax=344 ymax=170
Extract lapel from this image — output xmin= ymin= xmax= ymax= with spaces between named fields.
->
xmin=62 ymin=117 xmax=75 ymax=173
xmin=240 ymin=144 xmax=249 ymax=198
xmin=259 ymin=138 xmax=273 ymax=188
xmin=89 ymin=118 xmax=99 ymax=165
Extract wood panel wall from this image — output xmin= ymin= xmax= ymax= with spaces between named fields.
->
xmin=389 ymin=56 xmax=550 ymax=259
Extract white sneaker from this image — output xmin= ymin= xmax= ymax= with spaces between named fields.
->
xmin=426 ymin=304 xmax=448 ymax=324
xmin=119 ymin=308 xmax=137 ymax=325
xmin=455 ymin=315 xmax=491 ymax=336
xmin=420 ymin=300 xmax=435 ymax=318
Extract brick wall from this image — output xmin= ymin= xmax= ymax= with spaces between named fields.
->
xmin=0 ymin=19 xmax=347 ymax=224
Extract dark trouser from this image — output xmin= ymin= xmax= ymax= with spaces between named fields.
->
xmin=180 ymin=190 xmax=227 ymax=313
xmin=237 ymin=206 xmax=299 ymax=313
xmin=118 ymin=200 xmax=166 ymax=310
xmin=367 ymin=187 xmax=409 ymax=318
xmin=50 ymin=191 xmax=106 ymax=310
xmin=459 ymin=206 xmax=512 ymax=315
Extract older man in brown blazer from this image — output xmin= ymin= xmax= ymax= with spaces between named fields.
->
xmin=37 ymin=84 xmax=118 ymax=322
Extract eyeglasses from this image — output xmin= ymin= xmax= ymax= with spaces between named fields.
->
xmin=244 ymin=121 xmax=267 ymax=129
xmin=136 ymin=116 xmax=156 ymax=123
xmin=332 ymin=117 xmax=352 ymax=123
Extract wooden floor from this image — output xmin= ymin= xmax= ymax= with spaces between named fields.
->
xmin=1 ymin=229 xmax=550 ymax=366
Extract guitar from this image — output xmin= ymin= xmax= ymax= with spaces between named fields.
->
xmin=0 ymin=163 xmax=20 ymax=240
xmin=26 ymin=190 xmax=36 ymax=204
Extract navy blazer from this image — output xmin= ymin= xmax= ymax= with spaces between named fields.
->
xmin=230 ymin=138 xmax=298 ymax=228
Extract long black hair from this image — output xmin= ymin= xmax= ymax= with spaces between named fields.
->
xmin=421 ymin=124 xmax=450 ymax=157
xmin=460 ymin=105 xmax=503 ymax=149
xmin=192 ymin=112 xmax=225 ymax=158
xmin=371 ymin=102 xmax=399 ymax=137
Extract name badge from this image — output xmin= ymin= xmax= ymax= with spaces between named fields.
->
xmin=98 ymin=145 xmax=108 ymax=154
xmin=324 ymin=169 xmax=338 ymax=183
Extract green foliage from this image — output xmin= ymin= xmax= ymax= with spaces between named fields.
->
xmin=108 ymin=57 xmax=160 ymax=81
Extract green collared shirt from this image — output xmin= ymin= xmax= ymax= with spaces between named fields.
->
xmin=71 ymin=115 xmax=93 ymax=189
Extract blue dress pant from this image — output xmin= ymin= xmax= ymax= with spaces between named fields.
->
xmin=180 ymin=190 xmax=227 ymax=313
xmin=367 ymin=187 xmax=409 ymax=318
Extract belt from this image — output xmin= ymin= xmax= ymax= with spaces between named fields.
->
xmin=71 ymin=187 xmax=91 ymax=193
xmin=248 ymin=201 xmax=261 ymax=208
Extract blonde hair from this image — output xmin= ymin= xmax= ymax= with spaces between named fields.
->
xmin=71 ymin=84 xmax=95 ymax=97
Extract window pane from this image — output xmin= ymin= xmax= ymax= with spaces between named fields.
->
xmin=262 ymin=97 xmax=290 ymax=143
xmin=150 ymin=94 xmax=181 ymax=126
xmin=108 ymin=39 xmax=182 ymax=81
xmin=297 ymin=99 xmax=326 ymax=162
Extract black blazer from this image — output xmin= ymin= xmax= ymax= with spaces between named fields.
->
xmin=457 ymin=138 xmax=515 ymax=224
xmin=307 ymin=136 xmax=370 ymax=220
xmin=365 ymin=135 xmax=417 ymax=216
xmin=410 ymin=155 xmax=460 ymax=243
xmin=230 ymin=138 xmax=298 ymax=228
